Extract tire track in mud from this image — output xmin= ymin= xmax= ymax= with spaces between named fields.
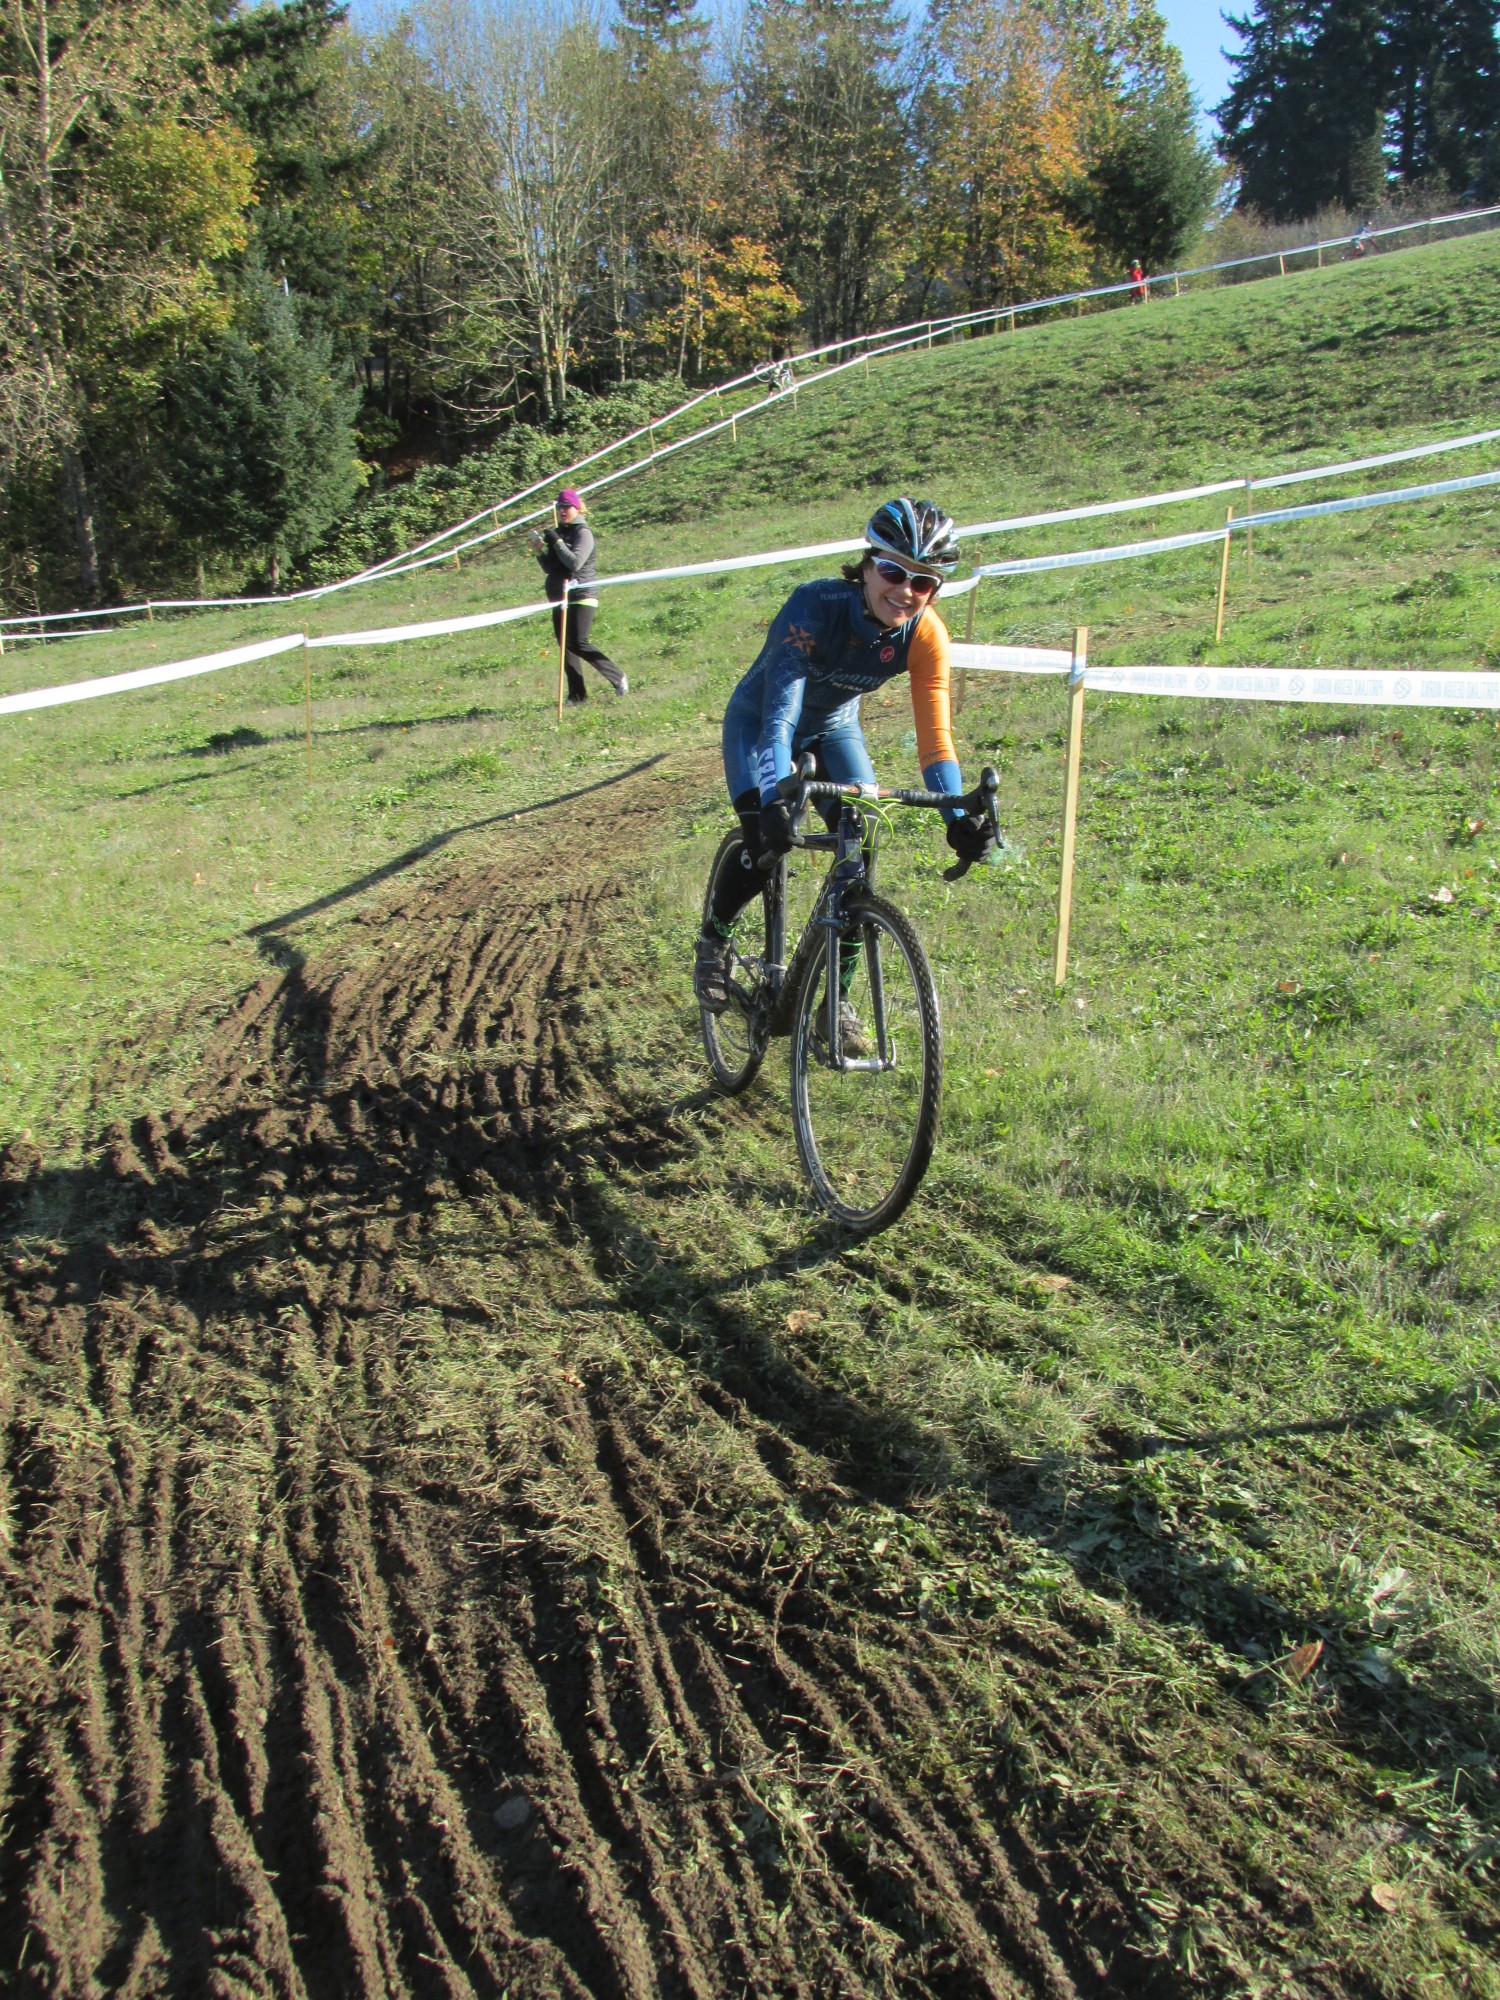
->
xmin=1 ymin=755 xmax=1298 ymax=1998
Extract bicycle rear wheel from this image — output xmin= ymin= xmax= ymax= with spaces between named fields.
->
xmin=700 ymin=831 xmax=773 ymax=1095
xmin=789 ymin=891 xmax=942 ymax=1233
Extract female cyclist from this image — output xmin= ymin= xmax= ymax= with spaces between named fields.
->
xmin=693 ymin=496 xmax=995 ymax=1012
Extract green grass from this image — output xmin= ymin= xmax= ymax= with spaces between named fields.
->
xmin=4 ymin=222 xmax=1499 ymax=1993
xmin=5 ymin=229 xmax=1500 ymax=1143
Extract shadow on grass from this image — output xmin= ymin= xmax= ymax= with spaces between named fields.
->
xmin=5 ymin=946 xmax=1495 ymax=1822
xmin=112 ymin=704 xmax=516 ymax=796
xmin=244 ymin=753 xmax=668 ymax=948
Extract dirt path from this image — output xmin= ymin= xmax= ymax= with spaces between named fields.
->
xmin=0 ymin=755 xmax=1345 ymax=1998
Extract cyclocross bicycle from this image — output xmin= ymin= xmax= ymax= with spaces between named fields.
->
xmin=698 ymin=754 xmax=1002 ymax=1234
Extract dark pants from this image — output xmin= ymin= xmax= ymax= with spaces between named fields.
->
xmin=553 ymin=599 xmax=625 ymax=700
xmin=709 ymin=779 xmax=849 ymax=930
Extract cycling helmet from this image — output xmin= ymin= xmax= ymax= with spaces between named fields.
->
xmin=864 ymin=497 xmax=960 ymax=573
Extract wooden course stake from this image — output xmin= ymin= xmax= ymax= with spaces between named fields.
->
xmin=1215 ymin=506 xmax=1235 ymax=643
xmin=556 ymin=597 xmax=568 ymax=726
xmin=1053 ymin=627 xmax=1089 ymax=989
xmin=303 ymin=639 xmax=313 ymax=781
xmin=1244 ymin=477 xmax=1255 ymax=575
xmin=146 ymin=600 xmax=154 ymax=624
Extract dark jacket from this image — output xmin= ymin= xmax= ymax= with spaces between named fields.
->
xmin=534 ymin=520 xmax=597 ymax=602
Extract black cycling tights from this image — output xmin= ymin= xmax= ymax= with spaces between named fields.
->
xmin=708 ymin=785 xmax=849 ymax=930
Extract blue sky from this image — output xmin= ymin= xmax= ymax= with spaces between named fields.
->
xmin=348 ymin=0 xmax=1243 ymax=135
xmin=1158 ymin=0 xmax=1237 ymax=128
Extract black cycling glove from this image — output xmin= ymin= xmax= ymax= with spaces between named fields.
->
xmin=759 ymin=799 xmax=797 ymax=859
xmin=946 ymin=811 xmax=997 ymax=865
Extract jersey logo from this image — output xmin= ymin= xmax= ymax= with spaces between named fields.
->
xmin=880 ymin=645 xmax=895 ymax=663
xmin=786 ymin=622 xmax=817 ymax=658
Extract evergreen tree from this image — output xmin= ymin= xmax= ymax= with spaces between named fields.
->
xmin=614 ymin=0 xmax=709 ymax=74
xmin=737 ymin=0 xmax=909 ymax=343
xmin=211 ymin=0 xmax=378 ymax=344
xmin=1077 ymin=96 xmax=1221 ymax=266
xmin=165 ymin=268 xmax=362 ymax=584
xmin=1220 ymin=0 xmax=1500 ymax=216
xmin=1386 ymin=0 xmax=1500 ymax=192
xmin=1219 ymin=0 xmax=1386 ymax=216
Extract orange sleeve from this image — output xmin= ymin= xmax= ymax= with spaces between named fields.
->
xmin=906 ymin=609 xmax=956 ymax=773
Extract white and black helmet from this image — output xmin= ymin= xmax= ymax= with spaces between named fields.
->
xmin=864 ymin=498 xmax=960 ymax=573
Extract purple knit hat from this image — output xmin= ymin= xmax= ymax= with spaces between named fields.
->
xmin=556 ymin=488 xmax=583 ymax=509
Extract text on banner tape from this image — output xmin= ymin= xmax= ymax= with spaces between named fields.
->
xmin=950 ymin=647 xmax=1500 ymax=708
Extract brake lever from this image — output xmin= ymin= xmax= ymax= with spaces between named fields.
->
xmin=761 ymin=752 xmax=818 ymax=868
xmin=942 ymin=766 xmax=1003 ymax=883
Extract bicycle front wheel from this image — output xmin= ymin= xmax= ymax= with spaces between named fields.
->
xmin=700 ymin=830 xmax=773 ymax=1095
xmin=789 ymin=892 xmax=942 ymax=1233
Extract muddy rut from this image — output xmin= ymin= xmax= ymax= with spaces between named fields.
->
xmin=2 ymin=757 xmax=1285 ymax=1999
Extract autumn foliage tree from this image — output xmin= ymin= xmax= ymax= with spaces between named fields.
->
xmin=1 ymin=0 xmax=1228 ymax=609
xmin=915 ymin=0 xmax=1093 ymax=310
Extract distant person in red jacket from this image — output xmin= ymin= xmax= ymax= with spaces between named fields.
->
xmin=1129 ymin=258 xmax=1148 ymax=304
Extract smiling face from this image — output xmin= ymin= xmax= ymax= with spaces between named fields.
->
xmin=556 ymin=502 xmax=581 ymax=526
xmin=862 ymin=556 xmax=940 ymax=630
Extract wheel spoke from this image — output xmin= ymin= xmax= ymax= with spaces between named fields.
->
xmin=790 ymin=894 xmax=941 ymax=1232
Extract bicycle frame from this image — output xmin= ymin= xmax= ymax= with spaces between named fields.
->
xmin=763 ymin=805 xmax=898 ymax=1071
xmin=731 ymin=755 xmax=1001 ymax=1056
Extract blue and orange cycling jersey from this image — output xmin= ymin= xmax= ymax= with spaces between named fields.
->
xmin=722 ymin=577 xmax=964 ymax=814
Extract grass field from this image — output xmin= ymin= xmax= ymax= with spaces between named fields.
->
xmin=1 ymin=228 xmax=1497 ymax=1997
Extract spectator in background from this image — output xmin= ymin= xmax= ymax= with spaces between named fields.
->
xmin=1129 ymin=257 xmax=1149 ymax=304
xmin=530 ymin=489 xmax=628 ymax=704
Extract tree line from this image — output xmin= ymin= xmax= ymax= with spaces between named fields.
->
xmin=0 ymin=0 xmax=1217 ymax=609
xmin=1219 ymin=1 xmax=1500 ymax=218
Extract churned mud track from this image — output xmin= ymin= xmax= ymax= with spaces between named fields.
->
xmin=2 ymin=754 xmax=1337 ymax=1998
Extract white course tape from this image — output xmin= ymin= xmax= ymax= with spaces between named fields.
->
xmin=974 ymin=466 xmax=1500 ymax=579
xmin=10 ymin=204 xmax=1500 ymax=634
xmin=305 ymin=599 xmax=553 ymax=648
xmin=1253 ymin=425 xmax=1500 ymax=490
xmin=953 ymin=644 xmax=1074 ymax=673
xmin=950 ymin=647 xmax=1499 ymax=708
xmin=0 ymin=634 xmax=307 ymax=716
xmin=1084 ymin=665 xmax=1500 ymax=707
xmin=4 ymin=627 xmax=121 ymax=643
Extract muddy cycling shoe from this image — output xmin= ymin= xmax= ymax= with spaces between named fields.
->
xmin=811 ymin=996 xmax=872 ymax=1060
xmin=693 ymin=930 xmax=734 ymax=1012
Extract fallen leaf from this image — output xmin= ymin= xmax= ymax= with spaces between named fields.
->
xmin=192 ymin=871 xmax=205 ymax=885
xmin=1464 ymin=817 xmax=1488 ymax=840
xmin=1286 ymin=1638 xmax=1323 ymax=1682
xmin=785 ymin=1310 xmax=820 ymax=1333
xmin=1277 ymin=979 xmax=1301 ymax=994
xmin=1368 ymin=1882 xmax=1402 ymax=1914
xmin=1428 ymin=885 xmax=1455 ymax=904
xmin=1027 ymin=1273 xmax=1072 ymax=1293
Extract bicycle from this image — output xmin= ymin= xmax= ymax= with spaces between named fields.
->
xmin=698 ymin=754 xmax=1002 ymax=1234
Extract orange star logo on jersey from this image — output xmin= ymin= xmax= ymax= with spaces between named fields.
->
xmin=786 ymin=622 xmax=817 ymax=657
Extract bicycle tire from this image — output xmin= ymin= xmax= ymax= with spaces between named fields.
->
xmin=699 ymin=830 xmax=773 ymax=1095
xmin=788 ymin=891 xmax=942 ymax=1233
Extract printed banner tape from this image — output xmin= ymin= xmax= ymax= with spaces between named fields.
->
xmin=951 ymin=648 xmax=1500 ymax=708
xmin=973 ymin=467 xmax=1500 ymax=579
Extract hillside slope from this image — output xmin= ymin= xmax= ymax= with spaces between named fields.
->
xmin=1 ymin=229 xmax=1497 ymax=1999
